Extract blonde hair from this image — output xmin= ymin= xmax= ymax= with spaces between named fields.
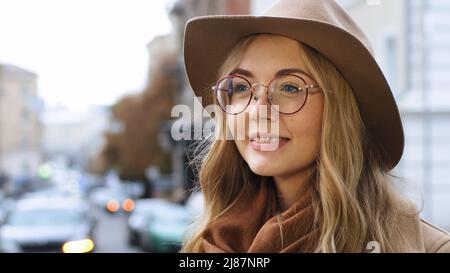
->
xmin=181 ymin=34 xmax=415 ymax=253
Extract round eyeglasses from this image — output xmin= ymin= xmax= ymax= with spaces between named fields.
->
xmin=212 ymin=74 xmax=323 ymax=115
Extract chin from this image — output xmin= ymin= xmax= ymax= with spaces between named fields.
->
xmin=243 ymin=150 xmax=316 ymax=178
xmin=246 ymin=160 xmax=284 ymax=177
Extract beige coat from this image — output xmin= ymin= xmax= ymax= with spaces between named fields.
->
xmin=400 ymin=199 xmax=450 ymax=252
xmin=417 ymin=219 xmax=450 ymax=252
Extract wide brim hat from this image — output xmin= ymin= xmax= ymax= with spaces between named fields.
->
xmin=183 ymin=0 xmax=404 ymax=170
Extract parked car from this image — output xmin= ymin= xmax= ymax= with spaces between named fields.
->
xmin=0 ymin=196 xmax=96 ymax=253
xmin=89 ymin=187 xmax=135 ymax=214
xmin=138 ymin=201 xmax=191 ymax=253
xmin=0 ymin=197 xmax=17 ymax=224
xmin=127 ymin=193 xmax=205 ymax=252
xmin=127 ymin=198 xmax=173 ymax=247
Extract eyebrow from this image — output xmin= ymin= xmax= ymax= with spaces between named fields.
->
xmin=229 ymin=67 xmax=312 ymax=79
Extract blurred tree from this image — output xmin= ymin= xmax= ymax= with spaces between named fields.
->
xmin=90 ymin=35 xmax=180 ymax=184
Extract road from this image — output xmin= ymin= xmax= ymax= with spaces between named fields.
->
xmin=93 ymin=211 xmax=143 ymax=253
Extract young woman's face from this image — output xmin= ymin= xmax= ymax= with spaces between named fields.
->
xmin=227 ymin=35 xmax=324 ymax=178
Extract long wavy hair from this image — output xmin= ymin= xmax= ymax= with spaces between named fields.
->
xmin=181 ymin=34 xmax=416 ymax=253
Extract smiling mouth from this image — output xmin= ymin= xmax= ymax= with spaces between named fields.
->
xmin=249 ymin=133 xmax=291 ymax=144
xmin=250 ymin=136 xmax=290 ymax=144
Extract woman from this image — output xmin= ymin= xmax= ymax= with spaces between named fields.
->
xmin=181 ymin=0 xmax=450 ymax=253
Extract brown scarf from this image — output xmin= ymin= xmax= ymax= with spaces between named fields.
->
xmin=201 ymin=178 xmax=320 ymax=253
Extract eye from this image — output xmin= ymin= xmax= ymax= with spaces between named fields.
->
xmin=234 ymin=84 xmax=250 ymax=93
xmin=281 ymin=84 xmax=300 ymax=93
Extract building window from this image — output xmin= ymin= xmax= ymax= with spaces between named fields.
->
xmin=385 ymin=35 xmax=398 ymax=93
xmin=379 ymin=29 xmax=400 ymax=98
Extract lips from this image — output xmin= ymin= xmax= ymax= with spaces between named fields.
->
xmin=249 ymin=132 xmax=291 ymax=143
xmin=248 ymin=132 xmax=291 ymax=151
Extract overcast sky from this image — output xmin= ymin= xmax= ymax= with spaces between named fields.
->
xmin=0 ymin=0 xmax=172 ymax=111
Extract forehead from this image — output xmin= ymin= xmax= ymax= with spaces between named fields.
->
xmin=238 ymin=34 xmax=306 ymax=71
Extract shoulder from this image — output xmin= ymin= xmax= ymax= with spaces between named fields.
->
xmin=420 ymin=219 xmax=450 ymax=253
xmin=396 ymin=196 xmax=450 ymax=253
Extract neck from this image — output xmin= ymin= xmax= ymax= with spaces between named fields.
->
xmin=273 ymin=164 xmax=315 ymax=211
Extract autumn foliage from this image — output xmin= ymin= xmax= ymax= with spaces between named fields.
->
xmin=92 ymin=35 xmax=180 ymax=180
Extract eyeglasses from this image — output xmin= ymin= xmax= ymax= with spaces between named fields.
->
xmin=212 ymin=73 xmax=323 ymax=115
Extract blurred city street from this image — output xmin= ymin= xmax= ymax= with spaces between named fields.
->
xmin=0 ymin=165 xmax=201 ymax=253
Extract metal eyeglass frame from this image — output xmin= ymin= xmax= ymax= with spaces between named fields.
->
xmin=212 ymin=73 xmax=323 ymax=115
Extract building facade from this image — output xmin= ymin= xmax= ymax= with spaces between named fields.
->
xmin=0 ymin=63 xmax=42 ymax=180
xmin=41 ymin=105 xmax=110 ymax=170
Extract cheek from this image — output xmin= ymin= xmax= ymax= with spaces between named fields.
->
xmin=284 ymin=96 xmax=324 ymax=157
xmin=289 ymin=109 xmax=323 ymax=141
xmin=287 ymin=117 xmax=321 ymax=156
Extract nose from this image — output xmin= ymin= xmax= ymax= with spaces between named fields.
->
xmin=251 ymin=83 xmax=270 ymax=105
xmin=248 ymin=83 xmax=274 ymax=122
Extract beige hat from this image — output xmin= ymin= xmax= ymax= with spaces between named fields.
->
xmin=183 ymin=0 xmax=404 ymax=170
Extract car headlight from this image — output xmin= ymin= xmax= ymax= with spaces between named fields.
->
xmin=62 ymin=239 xmax=94 ymax=253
